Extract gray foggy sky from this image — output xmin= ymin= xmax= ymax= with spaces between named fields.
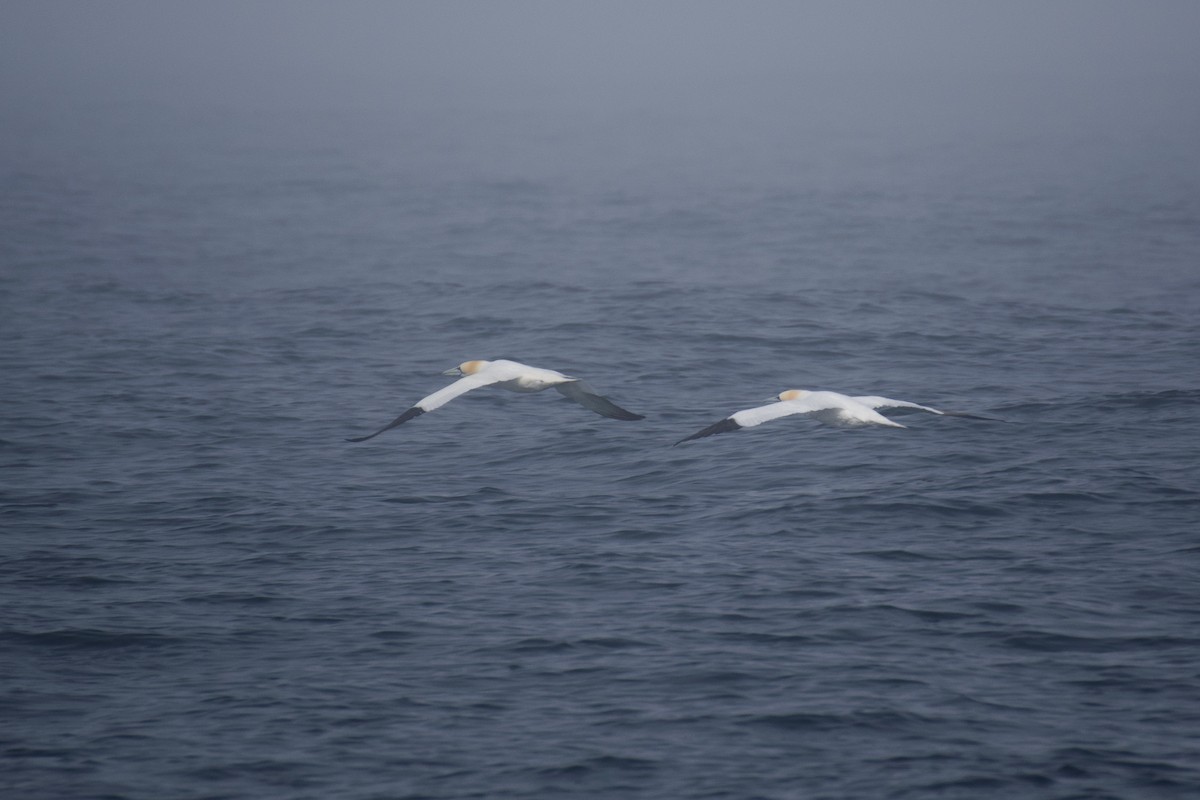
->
xmin=3 ymin=1 xmax=1199 ymax=121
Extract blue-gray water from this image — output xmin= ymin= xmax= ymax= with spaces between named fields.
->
xmin=5 ymin=27 xmax=1200 ymax=799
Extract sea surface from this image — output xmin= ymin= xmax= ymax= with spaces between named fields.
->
xmin=3 ymin=96 xmax=1200 ymax=800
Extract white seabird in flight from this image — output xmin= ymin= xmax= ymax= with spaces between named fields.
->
xmin=348 ymin=358 xmax=644 ymax=442
xmin=676 ymin=389 xmax=999 ymax=445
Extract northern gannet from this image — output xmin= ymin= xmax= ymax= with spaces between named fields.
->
xmin=348 ymin=359 xmax=644 ymax=442
xmin=676 ymin=389 xmax=999 ymax=445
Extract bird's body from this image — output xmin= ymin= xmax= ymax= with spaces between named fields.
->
xmin=471 ymin=361 xmax=573 ymax=393
xmin=677 ymin=389 xmax=998 ymax=445
xmin=348 ymin=359 xmax=643 ymax=442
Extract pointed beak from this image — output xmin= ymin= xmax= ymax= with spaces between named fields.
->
xmin=442 ymin=367 xmax=463 ymax=376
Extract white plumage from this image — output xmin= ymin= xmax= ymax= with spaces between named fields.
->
xmin=348 ymin=359 xmax=643 ymax=442
xmin=677 ymin=389 xmax=998 ymax=445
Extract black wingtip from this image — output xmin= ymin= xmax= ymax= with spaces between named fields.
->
xmin=346 ymin=406 xmax=425 ymax=442
xmin=674 ymin=417 xmax=742 ymax=446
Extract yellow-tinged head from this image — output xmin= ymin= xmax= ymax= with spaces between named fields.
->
xmin=442 ymin=359 xmax=490 ymax=377
xmin=778 ymin=389 xmax=810 ymax=402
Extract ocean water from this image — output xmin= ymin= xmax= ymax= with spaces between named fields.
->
xmin=3 ymin=97 xmax=1200 ymax=800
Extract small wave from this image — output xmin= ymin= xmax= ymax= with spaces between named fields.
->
xmin=577 ymin=636 xmax=650 ymax=650
xmin=998 ymin=630 xmax=1197 ymax=653
xmin=1011 ymin=489 xmax=1113 ymax=507
xmin=1049 ymin=746 xmax=1199 ymax=791
xmin=368 ymin=629 xmax=417 ymax=641
xmin=1000 ymin=388 xmax=1200 ymax=418
xmin=853 ymin=548 xmax=944 ymax=562
xmin=536 ymin=754 xmax=659 ymax=778
xmin=856 ymin=499 xmax=1012 ymax=519
xmin=877 ymin=604 xmax=981 ymax=623
xmin=498 ymin=637 xmax=575 ymax=654
xmin=910 ymin=773 xmax=1050 ymax=795
xmin=181 ymin=591 xmax=280 ymax=606
xmin=714 ymin=631 xmax=813 ymax=647
xmin=2 ymin=628 xmax=181 ymax=650
xmin=1103 ymin=388 xmax=1200 ymax=409
xmin=745 ymin=709 xmax=933 ymax=733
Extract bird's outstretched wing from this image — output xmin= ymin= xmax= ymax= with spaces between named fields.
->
xmin=346 ymin=373 xmax=501 ymax=442
xmin=674 ymin=416 xmax=742 ymax=445
xmin=853 ymin=395 xmax=1004 ymax=421
xmin=346 ymin=407 xmax=426 ymax=442
xmin=554 ymin=380 xmax=644 ymax=421
xmin=417 ymin=374 xmax=501 ymax=412
xmin=676 ymin=394 xmax=907 ymax=445
xmin=731 ymin=399 xmax=828 ymax=427
xmin=675 ymin=401 xmax=802 ymax=445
